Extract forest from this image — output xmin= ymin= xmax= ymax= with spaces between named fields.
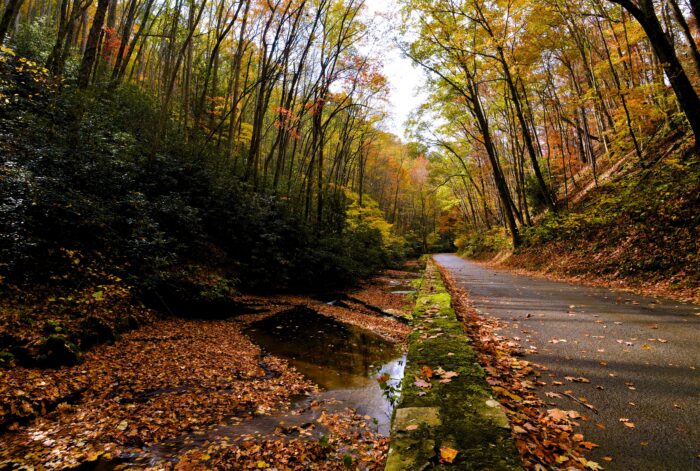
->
xmin=0 ymin=0 xmax=698 ymax=469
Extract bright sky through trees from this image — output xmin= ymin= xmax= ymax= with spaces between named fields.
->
xmin=364 ymin=0 xmax=427 ymax=137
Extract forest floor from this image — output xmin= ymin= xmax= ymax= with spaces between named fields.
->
xmin=0 ymin=269 xmax=415 ymax=470
xmin=436 ymin=254 xmax=700 ymax=470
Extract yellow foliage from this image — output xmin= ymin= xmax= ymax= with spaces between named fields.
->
xmin=344 ymin=189 xmax=403 ymax=249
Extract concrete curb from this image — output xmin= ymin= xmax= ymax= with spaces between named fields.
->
xmin=385 ymin=260 xmax=523 ymax=470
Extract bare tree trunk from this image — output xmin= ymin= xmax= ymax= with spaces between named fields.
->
xmin=668 ymin=0 xmax=700 ymax=78
xmin=77 ymin=0 xmax=109 ymax=88
xmin=0 ymin=0 xmax=24 ymax=44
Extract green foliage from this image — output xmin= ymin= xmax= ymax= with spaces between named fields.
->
xmin=9 ymin=17 xmax=57 ymax=64
xmin=342 ymin=454 xmax=353 ymax=468
xmin=344 ymin=189 xmax=407 ymax=261
xmin=524 ymin=169 xmax=555 ymax=214
xmin=455 ymin=229 xmax=511 ymax=259
xmin=200 ymin=276 xmax=239 ymax=303
xmin=0 ymin=48 xmax=396 ymax=298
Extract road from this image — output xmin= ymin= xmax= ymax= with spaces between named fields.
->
xmin=434 ymin=254 xmax=700 ymax=470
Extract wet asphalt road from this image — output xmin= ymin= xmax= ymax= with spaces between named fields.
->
xmin=434 ymin=254 xmax=700 ymax=471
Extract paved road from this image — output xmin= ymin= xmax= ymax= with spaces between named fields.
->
xmin=435 ymin=254 xmax=700 ymax=470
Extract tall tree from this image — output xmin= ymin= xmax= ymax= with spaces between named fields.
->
xmin=77 ymin=0 xmax=110 ymax=87
xmin=608 ymin=0 xmax=700 ymax=147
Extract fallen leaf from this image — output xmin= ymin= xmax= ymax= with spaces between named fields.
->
xmin=414 ymin=378 xmax=431 ymax=389
xmin=512 ymin=425 xmax=527 ymax=434
xmin=547 ymin=409 xmax=568 ymax=422
xmin=440 ymin=447 xmax=458 ymax=464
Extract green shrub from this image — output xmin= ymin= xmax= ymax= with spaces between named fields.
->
xmin=0 ymin=54 xmax=397 ymax=296
xmin=455 ymin=228 xmax=511 ymax=258
xmin=9 ymin=17 xmax=56 ymax=64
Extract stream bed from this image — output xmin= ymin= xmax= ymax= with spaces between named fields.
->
xmin=104 ymin=306 xmax=406 ymax=468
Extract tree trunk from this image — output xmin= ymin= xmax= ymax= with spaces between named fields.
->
xmin=468 ymin=77 xmax=520 ymax=247
xmin=668 ymin=0 xmax=700 ymax=79
xmin=110 ymin=0 xmax=138 ymax=83
xmin=0 ymin=0 xmax=24 ymax=44
xmin=498 ymin=47 xmax=557 ymax=212
xmin=609 ymin=0 xmax=700 ymax=147
xmin=77 ymin=0 xmax=109 ymax=88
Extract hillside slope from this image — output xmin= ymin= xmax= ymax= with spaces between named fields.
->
xmin=495 ymin=137 xmax=699 ymax=303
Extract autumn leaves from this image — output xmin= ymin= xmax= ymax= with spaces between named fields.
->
xmin=414 ymin=365 xmax=461 ymax=390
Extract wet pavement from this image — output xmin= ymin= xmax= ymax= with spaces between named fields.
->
xmin=435 ymin=254 xmax=700 ymax=471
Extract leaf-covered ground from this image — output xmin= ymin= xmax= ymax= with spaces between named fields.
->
xmin=0 ymin=270 xmax=413 ymax=469
xmin=0 ymin=252 xmax=159 ymax=371
xmin=1 ymin=317 xmax=315 ymax=468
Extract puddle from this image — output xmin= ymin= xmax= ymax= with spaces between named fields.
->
xmin=247 ymin=306 xmax=401 ymax=389
xmin=246 ymin=307 xmax=406 ymax=434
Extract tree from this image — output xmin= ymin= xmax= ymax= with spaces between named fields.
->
xmin=77 ymin=0 xmax=110 ymax=88
xmin=0 ymin=0 xmax=24 ymax=45
xmin=607 ymin=0 xmax=700 ymax=147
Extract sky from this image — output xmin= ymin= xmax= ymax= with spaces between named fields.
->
xmin=363 ymin=0 xmax=428 ymax=140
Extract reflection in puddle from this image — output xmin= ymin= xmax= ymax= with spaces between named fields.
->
xmin=247 ymin=307 xmax=406 ymax=434
xmin=247 ymin=306 xmax=401 ymax=388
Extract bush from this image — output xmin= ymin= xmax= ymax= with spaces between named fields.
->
xmin=0 ymin=48 xmax=397 ymax=297
xmin=455 ymin=228 xmax=511 ymax=258
xmin=524 ymin=169 xmax=555 ymax=213
xmin=9 ymin=17 xmax=56 ymax=64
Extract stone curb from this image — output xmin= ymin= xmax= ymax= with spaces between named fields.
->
xmin=385 ymin=260 xmax=523 ymax=470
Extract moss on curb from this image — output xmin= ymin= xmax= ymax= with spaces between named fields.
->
xmin=386 ymin=260 xmax=522 ymax=470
